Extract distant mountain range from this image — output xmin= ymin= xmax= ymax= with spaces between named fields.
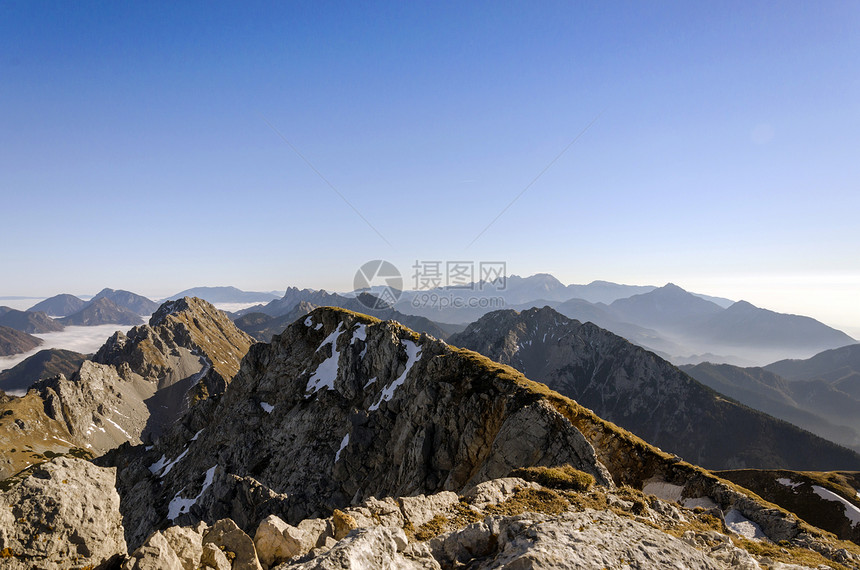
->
xmin=0 ymin=348 xmax=87 ymax=392
xmin=682 ymin=344 xmax=860 ymax=453
xmin=0 ymin=289 xmax=162 ymax=337
xmin=27 ymin=294 xmax=86 ymax=317
xmin=449 ymin=306 xmax=860 ymax=471
xmin=766 ymin=343 xmax=860 ymax=389
xmin=59 ymin=297 xmax=143 ymax=326
xmin=235 ymin=290 xmax=455 ymax=340
xmin=163 ymin=286 xmax=281 ymax=304
xmin=0 ymin=326 xmax=42 ymax=357
xmin=682 ymin=361 xmax=860 ymax=453
xmin=90 ymin=288 xmax=159 ymax=315
xmin=389 ymin=275 xmax=734 ymax=324
xmin=367 ymin=276 xmax=854 ymax=365
xmin=0 ymin=308 xmax=64 ymax=334
xmin=610 ymin=285 xmax=854 ymax=354
xmin=6 ymin=276 xmax=856 ymax=366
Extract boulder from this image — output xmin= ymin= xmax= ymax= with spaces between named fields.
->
xmin=122 ymin=531 xmax=185 ymax=570
xmin=0 ymin=456 xmax=126 ymax=570
xmin=278 ymin=526 xmax=425 ymax=570
xmin=254 ymin=515 xmax=330 ymax=567
xmin=204 ymin=518 xmax=263 ymax=570
xmin=200 ymin=542 xmax=232 ymax=570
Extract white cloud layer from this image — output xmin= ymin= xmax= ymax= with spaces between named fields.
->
xmin=0 ymin=324 xmax=136 ymax=374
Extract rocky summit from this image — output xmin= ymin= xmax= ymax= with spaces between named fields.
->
xmin=0 ymin=297 xmax=253 ymax=478
xmin=1 ymin=305 xmax=860 ymax=569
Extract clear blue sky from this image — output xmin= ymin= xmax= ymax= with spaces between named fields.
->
xmin=2 ymin=1 xmax=858 ymax=332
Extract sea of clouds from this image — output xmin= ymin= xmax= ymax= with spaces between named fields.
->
xmin=0 ymin=324 xmax=136 ymax=374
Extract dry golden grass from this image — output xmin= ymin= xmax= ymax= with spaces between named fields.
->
xmin=510 ymin=465 xmax=595 ymax=492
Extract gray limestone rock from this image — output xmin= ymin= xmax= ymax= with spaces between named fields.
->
xmin=0 ymin=456 xmax=126 ymax=569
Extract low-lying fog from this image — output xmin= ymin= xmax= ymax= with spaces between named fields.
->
xmin=0 ymin=324 xmax=136 ymax=374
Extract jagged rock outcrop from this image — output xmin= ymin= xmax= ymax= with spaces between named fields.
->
xmin=35 ymin=361 xmax=152 ymax=453
xmin=36 ymin=296 xmax=254 ymax=451
xmin=109 ymin=307 xmax=614 ymax=549
xmin=95 ymin=296 xmax=255 ymax=407
xmin=0 ymin=391 xmax=83 ymax=480
xmin=0 ymin=297 xmax=255 ymax=474
xmin=0 ymin=456 xmax=126 ymax=569
xmin=449 ymin=306 xmax=860 ymax=471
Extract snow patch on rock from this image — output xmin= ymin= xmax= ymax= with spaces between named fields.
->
xmin=643 ymin=480 xmax=684 ymax=503
xmin=724 ymin=509 xmax=767 ymax=540
xmin=776 ymin=478 xmax=802 ymax=490
xmin=306 ymin=323 xmax=345 ymax=395
xmin=811 ymin=485 xmax=860 ymax=527
xmin=167 ymin=465 xmax=217 ymax=521
xmin=682 ymin=497 xmax=717 ymax=510
xmin=369 ymin=340 xmax=422 ymax=411
xmin=335 ymin=433 xmax=349 ymax=463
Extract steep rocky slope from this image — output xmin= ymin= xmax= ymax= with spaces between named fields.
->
xmin=41 ymin=297 xmax=255 ymax=451
xmin=0 ymin=297 xmax=254 ymax=474
xmin=94 ymin=296 xmax=254 ymax=405
xmin=0 ymin=391 xmax=85 ymax=480
xmin=109 ymin=307 xmax=613 ymax=549
xmin=0 ymin=325 xmax=41 ymax=357
xmin=449 ymin=306 xmax=860 ymax=471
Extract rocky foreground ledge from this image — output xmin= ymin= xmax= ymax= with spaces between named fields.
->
xmin=2 ymin=456 xmax=859 ymax=569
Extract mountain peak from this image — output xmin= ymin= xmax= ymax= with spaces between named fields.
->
xmin=149 ymin=296 xmax=200 ymax=326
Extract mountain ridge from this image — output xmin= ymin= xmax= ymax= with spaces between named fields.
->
xmin=449 ymin=306 xmax=860 ymax=471
xmin=0 ymin=325 xmax=42 ymax=357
